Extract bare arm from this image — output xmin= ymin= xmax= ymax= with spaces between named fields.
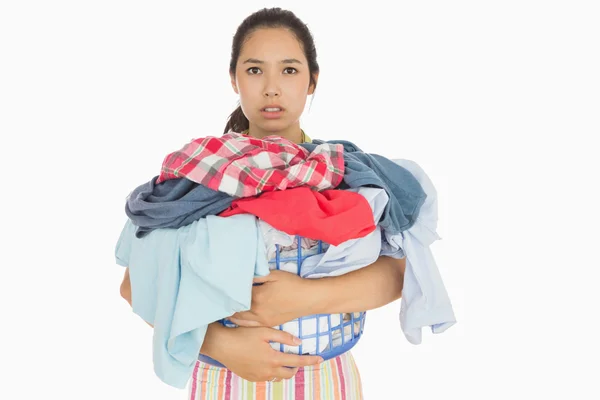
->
xmin=310 ymin=255 xmax=406 ymax=314
xmin=118 ymin=268 xmax=322 ymax=381
xmin=119 ymin=267 xmax=132 ymax=305
xmin=230 ymin=255 xmax=406 ymax=328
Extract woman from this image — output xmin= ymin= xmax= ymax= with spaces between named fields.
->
xmin=121 ymin=7 xmax=406 ymax=399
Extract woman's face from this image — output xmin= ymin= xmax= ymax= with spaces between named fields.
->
xmin=231 ymin=27 xmax=316 ymax=137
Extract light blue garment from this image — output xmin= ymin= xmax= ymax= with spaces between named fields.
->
xmin=300 ymin=187 xmax=389 ymax=278
xmin=385 ymin=159 xmax=456 ymax=344
xmin=115 ymin=215 xmax=270 ymax=389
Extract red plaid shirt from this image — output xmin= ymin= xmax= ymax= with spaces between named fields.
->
xmin=156 ymin=132 xmax=345 ymax=198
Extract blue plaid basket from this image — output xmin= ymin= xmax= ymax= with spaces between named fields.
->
xmin=198 ymin=236 xmax=367 ymax=367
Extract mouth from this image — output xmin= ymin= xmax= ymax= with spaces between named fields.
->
xmin=260 ymin=105 xmax=284 ymax=119
xmin=261 ymin=105 xmax=284 ymax=112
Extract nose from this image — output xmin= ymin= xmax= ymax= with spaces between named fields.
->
xmin=264 ymin=90 xmax=279 ymax=98
xmin=263 ymin=75 xmax=281 ymax=98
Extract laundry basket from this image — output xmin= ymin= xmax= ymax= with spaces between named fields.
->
xmin=197 ymin=236 xmax=367 ymax=367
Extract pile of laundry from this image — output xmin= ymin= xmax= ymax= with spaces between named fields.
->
xmin=114 ymin=132 xmax=456 ymax=388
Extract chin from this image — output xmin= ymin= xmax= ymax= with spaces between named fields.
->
xmin=260 ymin=121 xmax=288 ymax=133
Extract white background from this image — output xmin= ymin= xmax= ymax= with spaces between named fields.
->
xmin=1 ymin=1 xmax=599 ymax=399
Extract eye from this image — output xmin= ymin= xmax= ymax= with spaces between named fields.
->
xmin=283 ymin=67 xmax=298 ymax=74
xmin=247 ymin=67 xmax=262 ymax=75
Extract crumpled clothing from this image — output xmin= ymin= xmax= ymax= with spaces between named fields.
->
xmin=300 ymin=139 xmax=427 ymax=234
xmin=385 ymin=159 xmax=457 ymax=344
xmin=259 ymin=220 xmax=320 ymax=261
xmin=157 ymin=132 xmax=345 ymax=198
xmin=298 ymin=188 xmax=388 ymax=279
xmin=115 ymin=214 xmax=269 ymax=389
xmin=220 ymin=186 xmax=376 ymax=246
xmin=125 ymin=176 xmax=233 ymax=238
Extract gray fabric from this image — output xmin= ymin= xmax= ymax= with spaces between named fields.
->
xmin=125 ymin=176 xmax=234 ymax=238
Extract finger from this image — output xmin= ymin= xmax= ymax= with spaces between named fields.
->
xmin=264 ymin=328 xmax=302 ymax=346
xmin=231 ymin=311 xmax=256 ymax=321
xmin=228 ymin=317 xmax=261 ymax=327
xmin=253 ymin=273 xmax=274 ymax=284
xmin=276 ymin=367 xmax=299 ymax=380
xmin=278 ymin=353 xmax=324 ymax=368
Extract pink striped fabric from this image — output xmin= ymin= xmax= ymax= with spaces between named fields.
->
xmin=188 ymin=351 xmax=363 ymax=399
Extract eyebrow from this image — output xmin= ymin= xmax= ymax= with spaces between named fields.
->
xmin=242 ymin=58 xmax=303 ymax=65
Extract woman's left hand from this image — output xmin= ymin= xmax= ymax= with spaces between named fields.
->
xmin=229 ymin=270 xmax=318 ymax=328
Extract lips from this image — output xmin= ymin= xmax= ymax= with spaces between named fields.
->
xmin=261 ymin=105 xmax=284 ymax=112
xmin=260 ymin=105 xmax=284 ymax=120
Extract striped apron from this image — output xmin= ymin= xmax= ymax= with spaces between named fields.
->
xmin=188 ymin=351 xmax=363 ymax=399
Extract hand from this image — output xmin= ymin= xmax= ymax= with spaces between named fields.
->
xmin=229 ymin=270 xmax=316 ymax=328
xmin=211 ymin=326 xmax=323 ymax=382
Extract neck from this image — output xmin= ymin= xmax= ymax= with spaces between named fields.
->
xmin=247 ymin=122 xmax=303 ymax=144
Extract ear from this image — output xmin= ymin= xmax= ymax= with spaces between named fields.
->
xmin=308 ymin=72 xmax=319 ymax=95
xmin=230 ymin=73 xmax=239 ymax=94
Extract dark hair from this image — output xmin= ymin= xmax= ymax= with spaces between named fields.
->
xmin=223 ymin=7 xmax=320 ymax=134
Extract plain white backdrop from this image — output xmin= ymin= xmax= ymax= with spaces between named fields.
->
xmin=1 ymin=1 xmax=599 ymax=399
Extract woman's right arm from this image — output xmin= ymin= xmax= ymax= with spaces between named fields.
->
xmin=119 ymin=268 xmax=322 ymax=382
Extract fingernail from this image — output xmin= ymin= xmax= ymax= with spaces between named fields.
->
xmin=293 ymin=337 xmax=302 ymax=345
xmin=318 ymin=357 xmax=324 ymax=363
